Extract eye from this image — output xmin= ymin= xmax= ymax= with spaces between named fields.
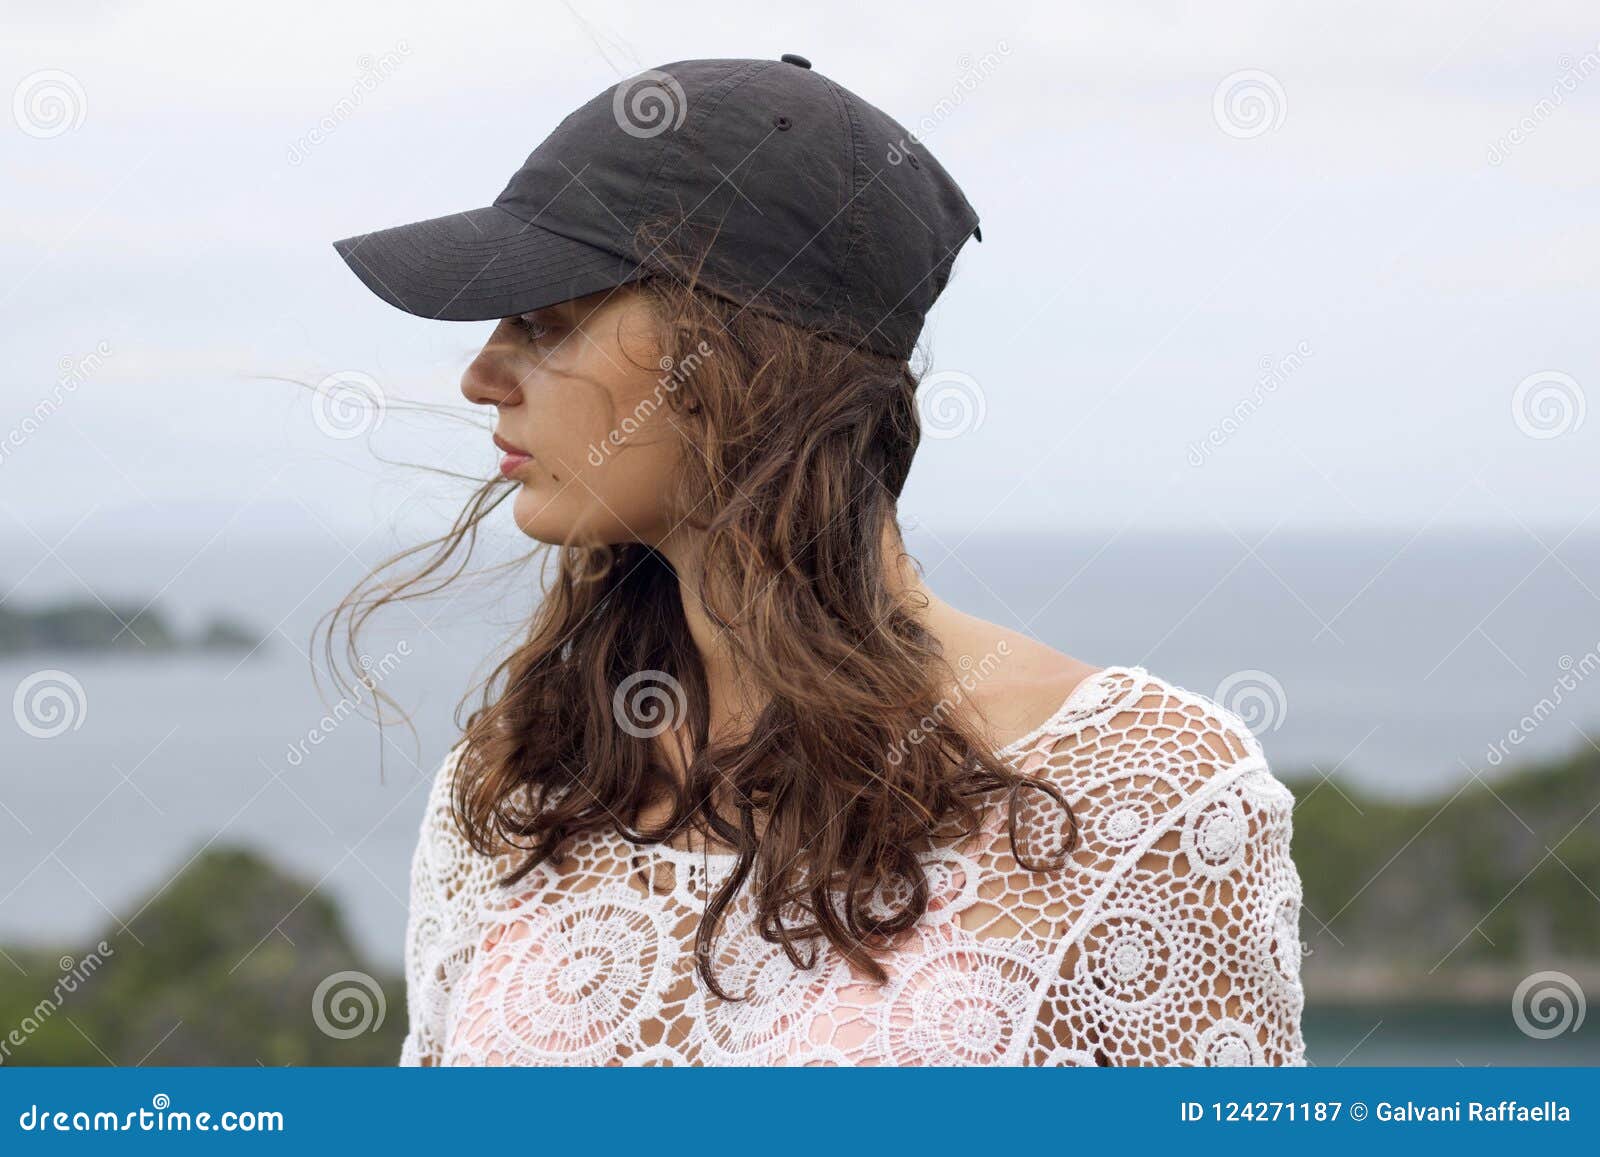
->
xmin=512 ymin=312 xmax=555 ymax=342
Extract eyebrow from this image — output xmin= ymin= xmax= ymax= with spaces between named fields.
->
xmin=542 ymin=300 xmax=589 ymax=326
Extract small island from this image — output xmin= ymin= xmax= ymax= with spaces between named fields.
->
xmin=0 ymin=600 xmax=265 ymax=657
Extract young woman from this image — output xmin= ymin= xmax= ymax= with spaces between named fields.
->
xmin=329 ymin=56 xmax=1307 ymax=1066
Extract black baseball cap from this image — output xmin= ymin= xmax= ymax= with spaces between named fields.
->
xmin=332 ymin=55 xmax=981 ymax=361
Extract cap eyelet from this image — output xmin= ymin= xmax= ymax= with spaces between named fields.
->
xmin=907 ymin=152 xmax=922 ymax=169
xmin=773 ymin=114 xmax=792 ymax=131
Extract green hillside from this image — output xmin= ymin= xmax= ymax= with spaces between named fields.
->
xmin=0 ymin=600 xmax=261 ymax=655
xmin=0 ymin=848 xmax=403 ymax=1065
xmin=1291 ymin=741 xmax=1600 ymax=999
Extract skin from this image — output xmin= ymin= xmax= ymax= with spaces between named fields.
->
xmin=459 ymin=286 xmax=1101 ymax=760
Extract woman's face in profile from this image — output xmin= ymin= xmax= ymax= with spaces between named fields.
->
xmin=459 ymin=288 xmax=683 ymax=547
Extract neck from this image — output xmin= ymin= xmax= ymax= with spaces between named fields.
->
xmin=655 ymin=516 xmax=946 ymax=736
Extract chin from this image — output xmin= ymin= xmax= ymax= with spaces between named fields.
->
xmin=510 ymin=486 xmax=622 ymax=548
xmin=510 ymin=484 xmax=573 ymax=544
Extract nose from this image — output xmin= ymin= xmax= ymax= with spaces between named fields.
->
xmin=459 ymin=340 xmax=523 ymax=408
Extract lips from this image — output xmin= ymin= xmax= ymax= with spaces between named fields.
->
xmin=493 ymin=433 xmax=533 ymax=479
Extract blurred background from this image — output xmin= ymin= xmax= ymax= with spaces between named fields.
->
xmin=1 ymin=0 xmax=1597 ymax=1065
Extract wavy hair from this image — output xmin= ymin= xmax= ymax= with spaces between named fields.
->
xmin=320 ymin=220 xmax=1078 ymax=998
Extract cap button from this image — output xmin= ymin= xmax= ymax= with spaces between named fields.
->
xmin=780 ymin=53 xmax=812 ymax=69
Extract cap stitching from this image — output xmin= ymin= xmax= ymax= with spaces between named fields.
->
xmin=814 ymin=75 xmax=859 ymax=331
xmin=635 ymin=60 xmax=770 ymax=260
xmin=825 ymin=78 xmax=870 ymax=335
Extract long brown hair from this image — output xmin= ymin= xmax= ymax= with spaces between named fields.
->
xmin=321 ymin=221 xmax=1077 ymax=997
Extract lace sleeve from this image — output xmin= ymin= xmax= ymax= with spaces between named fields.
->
xmin=1117 ymin=767 xmax=1307 ymax=1065
xmin=1029 ymin=677 xmax=1308 ymax=1066
xmin=399 ymin=744 xmax=494 ymax=1066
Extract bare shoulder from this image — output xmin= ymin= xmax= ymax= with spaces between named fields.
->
xmin=1022 ymin=663 xmax=1292 ymax=818
xmin=932 ymin=611 xmax=1103 ymax=751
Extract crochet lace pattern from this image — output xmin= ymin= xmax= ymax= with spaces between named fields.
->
xmin=399 ymin=665 xmax=1308 ymax=1066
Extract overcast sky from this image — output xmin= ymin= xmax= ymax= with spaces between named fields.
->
xmin=2 ymin=0 xmax=1596 ymax=558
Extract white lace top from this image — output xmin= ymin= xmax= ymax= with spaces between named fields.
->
xmin=399 ymin=665 xmax=1308 ymax=1066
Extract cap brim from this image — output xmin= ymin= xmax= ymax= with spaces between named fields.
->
xmin=331 ymin=204 xmax=645 ymax=321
